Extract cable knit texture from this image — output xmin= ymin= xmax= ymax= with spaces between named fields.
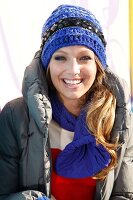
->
xmin=50 ymin=93 xmax=111 ymax=178
xmin=41 ymin=4 xmax=107 ymax=69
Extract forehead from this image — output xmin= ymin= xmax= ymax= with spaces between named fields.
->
xmin=54 ymin=45 xmax=94 ymax=55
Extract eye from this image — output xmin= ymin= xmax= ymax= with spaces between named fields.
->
xmin=80 ymin=55 xmax=92 ymax=61
xmin=54 ymin=56 xmax=66 ymax=61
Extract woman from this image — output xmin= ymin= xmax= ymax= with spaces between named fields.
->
xmin=0 ymin=4 xmax=133 ymax=200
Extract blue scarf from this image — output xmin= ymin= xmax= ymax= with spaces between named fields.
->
xmin=50 ymin=92 xmax=111 ymax=178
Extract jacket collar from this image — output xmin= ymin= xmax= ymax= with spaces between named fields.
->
xmin=22 ymin=51 xmax=52 ymax=133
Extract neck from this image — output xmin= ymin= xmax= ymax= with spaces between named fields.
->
xmin=58 ymin=95 xmax=87 ymax=116
xmin=64 ymin=100 xmax=81 ymax=116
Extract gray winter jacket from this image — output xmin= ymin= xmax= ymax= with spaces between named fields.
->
xmin=0 ymin=51 xmax=133 ymax=200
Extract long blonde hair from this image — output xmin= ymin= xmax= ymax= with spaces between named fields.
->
xmin=46 ymin=56 xmax=118 ymax=180
xmin=86 ymin=56 xmax=118 ymax=180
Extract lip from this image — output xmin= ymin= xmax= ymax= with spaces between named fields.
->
xmin=62 ymin=78 xmax=83 ymax=89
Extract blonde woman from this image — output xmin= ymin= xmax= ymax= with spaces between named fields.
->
xmin=0 ymin=4 xmax=133 ymax=200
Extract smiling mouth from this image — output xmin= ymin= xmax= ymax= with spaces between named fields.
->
xmin=63 ymin=79 xmax=82 ymax=85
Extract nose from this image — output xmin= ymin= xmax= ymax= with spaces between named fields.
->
xmin=68 ymin=58 xmax=80 ymax=75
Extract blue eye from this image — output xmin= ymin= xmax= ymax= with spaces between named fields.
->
xmin=54 ymin=56 xmax=66 ymax=61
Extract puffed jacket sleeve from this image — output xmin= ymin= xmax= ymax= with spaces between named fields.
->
xmin=0 ymin=102 xmax=46 ymax=200
xmin=111 ymin=112 xmax=133 ymax=199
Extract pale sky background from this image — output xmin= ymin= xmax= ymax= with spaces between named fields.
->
xmin=0 ymin=0 xmax=130 ymax=109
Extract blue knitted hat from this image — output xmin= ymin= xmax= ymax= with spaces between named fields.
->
xmin=41 ymin=4 xmax=107 ymax=69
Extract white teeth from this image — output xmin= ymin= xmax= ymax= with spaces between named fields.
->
xmin=64 ymin=79 xmax=82 ymax=85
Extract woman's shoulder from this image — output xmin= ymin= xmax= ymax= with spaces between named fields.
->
xmin=0 ymin=97 xmax=29 ymax=157
xmin=1 ymin=97 xmax=28 ymax=114
xmin=0 ymin=96 xmax=28 ymax=117
xmin=0 ymin=97 xmax=29 ymax=140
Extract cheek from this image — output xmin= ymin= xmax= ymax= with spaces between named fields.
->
xmin=49 ymin=63 xmax=62 ymax=77
xmin=49 ymin=66 xmax=61 ymax=88
xmin=85 ymin=66 xmax=97 ymax=81
xmin=50 ymin=71 xmax=60 ymax=83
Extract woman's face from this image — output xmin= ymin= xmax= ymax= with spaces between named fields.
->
xmin=48 ymin=45 xmax=97 ymax=104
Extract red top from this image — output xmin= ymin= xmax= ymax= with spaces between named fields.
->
xmin=51 ymin=149 xmax=96 ymax=200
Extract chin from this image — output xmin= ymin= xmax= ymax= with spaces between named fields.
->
xmin=64 ymin=93 xmax=85 ymax=100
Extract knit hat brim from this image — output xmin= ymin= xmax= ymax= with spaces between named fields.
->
xmin=41 ymin=27 xmax=106 ymax=69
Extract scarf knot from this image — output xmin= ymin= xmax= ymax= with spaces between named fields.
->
xmin=50 ymin=93 xmax=111 ymax=178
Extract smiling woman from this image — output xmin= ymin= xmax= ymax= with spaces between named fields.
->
xmin=48 ymin=46 xmax=97 ymax=115
xmin=0 ymin=4 xmax=133 ymax=200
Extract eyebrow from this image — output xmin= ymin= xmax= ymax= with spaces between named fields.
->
xmin=54 ymin=50 xmax=67 ymax=54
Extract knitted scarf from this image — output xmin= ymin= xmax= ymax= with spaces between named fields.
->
xmin=50 ymin=92 xmax=111 ymax=178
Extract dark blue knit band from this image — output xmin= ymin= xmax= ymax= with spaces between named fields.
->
xmin=41 ymin=4 xmax=107 ymax=69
